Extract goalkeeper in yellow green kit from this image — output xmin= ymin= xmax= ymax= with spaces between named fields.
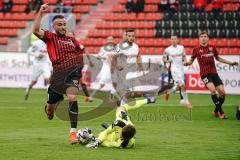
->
xmin=86 ymin=97 xmax=155 ymax=149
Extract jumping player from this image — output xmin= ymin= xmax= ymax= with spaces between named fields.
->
xmin=33 ymin=4 xmax=86 ymax=144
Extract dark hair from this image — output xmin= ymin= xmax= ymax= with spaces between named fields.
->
xmin=52 ymin=15 xmax=64 ymax=22
xmin=126 ymin=29 xmax=135 ymax=33
xmin=199 ymin=31 xmax=209 ymax=37
xmin=122 ymin=125 xmax=136 ymax=140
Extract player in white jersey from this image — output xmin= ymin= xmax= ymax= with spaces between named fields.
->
xmin=163 ymin=35 xmax=192 ymax=108
xmin=89 ymin=36 xmax=116 ymax=101
xmin=112 ymin=29 xmax=144 ymax=105
xmin=24 ymin=39 xmax=52 ymax=100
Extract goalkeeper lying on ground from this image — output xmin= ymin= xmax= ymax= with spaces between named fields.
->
xmin=86 ymin=97 xmax=155 ymax=149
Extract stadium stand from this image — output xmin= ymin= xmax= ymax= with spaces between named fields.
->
xmin=0 ymin=0 xmax=239 ymax=55
xmin=82 ymin=0 xmax=239 ymax=55
xmin=0 ymin=0 xmax=98 ymax=48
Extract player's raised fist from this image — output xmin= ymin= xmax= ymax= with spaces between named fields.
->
xmin=39 ymin=4 xmax=50 ymax=13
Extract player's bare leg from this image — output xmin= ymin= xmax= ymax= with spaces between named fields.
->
xmin=66 ymin=87 xmax=79 ymax=144
xmin=45 ymin=103 xmax=57 ymax=120
xmin=24 ymin=81 xmax=37 ymax=100
xmin=44 ymin=78 xmax=50 ymax=86
xmin=206 ymin=82 xmax=225 ymax=118
xmin=179 ymin=85 xmax=192 ymax=108
xmin=215 ymin=85 xmax=227 ymax=119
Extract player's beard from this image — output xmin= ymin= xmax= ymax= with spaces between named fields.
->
xmin=127 ymin=40 xmax=133 ymax=46
xmin=56 ymin=29 xmax=66 ymax=36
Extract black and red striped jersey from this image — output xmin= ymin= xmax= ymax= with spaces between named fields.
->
xmin=41 ymin=30 xmax=84 ymax=72
xmin=191 ymin=45 xmax=219 ymax=76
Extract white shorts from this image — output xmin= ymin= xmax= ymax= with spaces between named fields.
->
xmin=31 ymin=63 xmax=51 ymax=81
xmin=171 ymin=68 xmax=185 ymax=86
xmin=96 ymin=63 xmax=112 ymax=84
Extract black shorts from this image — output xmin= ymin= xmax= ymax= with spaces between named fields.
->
xmin=47 ymin=87 xmax=64 ymax=104
xmin=48 ymin=66 xmax=83 ymax=103
xmin=201 ymin=73 xmax=223 ymax=87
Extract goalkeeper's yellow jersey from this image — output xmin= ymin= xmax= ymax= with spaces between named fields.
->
xmin=98 ymin=99 xmax=149 ymax=148
xmin=98 ymin=109 xmax=135 ymax=148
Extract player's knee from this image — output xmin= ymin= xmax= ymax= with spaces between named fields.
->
xmin=181 ymin=84 xmax=186 ymax=90
xmin=32 ymin=81 xmax=37 ymax=85
xmin=219 ymin=90 xmax=226 ymax=97
xmin=209 ymin=89 xmax=217 ymax=95
xmin=67 ymin=94 xmax=77 ymax=101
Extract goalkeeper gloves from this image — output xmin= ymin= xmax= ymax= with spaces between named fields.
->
xmin=86 ymin=139 xmax=101 ymax=149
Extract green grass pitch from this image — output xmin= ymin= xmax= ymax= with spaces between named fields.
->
xmin=0 ymin=88 xmax=239 ymax=160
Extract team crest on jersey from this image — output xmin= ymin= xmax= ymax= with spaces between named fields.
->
xmin=209 ymin=47 xmax=213 ymax=54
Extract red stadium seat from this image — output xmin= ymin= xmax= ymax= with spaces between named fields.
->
xmin=181 ymin=38 xmax=191 ymax=47
xmin=146 ymin=30 xmax=154 ymax=37
xmin=145 ymin=38 xmax=155 ymax=47
xmin=88 ymin=30 xmax=94 ymax=37
xmin=155 ymin=38 xmax=164 ymax=47
xmin=43 ymin=0 xmax=58 ymax=4
xmin=136 ymin=21 xmax=145 ymax=29
xmin=148 ymin=47 xmax=156 ymax=54
xmin=140 ymin=47 xmax=147 ymax=54
xmin=191 ymin=39 xmax=199 ymax=47
xmin=120 ymin=0 xmax=127 ymax=5
xmin=75 ymin=14 xmax=82 ymax=21
xmin=162 ymin=38 xmax=171 ymax=46
xmin=217 ymin=38 xmax=228 ymax=47
xmin=185 ymin=48 xmax=192 ymax=55
xmin=229 ymin=48 xmax=239 ymax=55
xmin=86 ymin=47 xmax=94 ymax=53
xmin=146 ymin=13 xmax=154 ymax=20
xmin=137 ymin=13 xmax=145 ymax=20
xmin=94 ymin=38 xmax=103 ymax=46
xmin=229 ymin=38 xmax=239 ymax=47
xmin=209 ymin=38 xmax=217 ymax=46
xmin=13 ymin=0 xmax=28 ymax=4
xmin=137 ymin=38 xmax=145 ymax=46
xmin=221 ymin=48 xmax=229 ymax=55
xmin=0 ymin=37 xmax=8 ymax=45
xmin=205 ymin=4 xmax=213 ymax=12
xmin=146 ymin=22 xmax=154 ymax=29
xmin=154 ymin=13 xmax=163 ymax=20
xmin=156 ymin=47 xmax=164 ymax=54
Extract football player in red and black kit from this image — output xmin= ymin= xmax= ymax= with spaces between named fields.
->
xmin=184 ymin=31 xmax=238 ymax=119
xmin=33 ymin=4 xmax=87 ymax=144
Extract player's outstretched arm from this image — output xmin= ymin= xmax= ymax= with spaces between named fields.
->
xmin=215 ymin=55 xmax=239 ymax=66
xmin=33 ymin=4 xmax=50 ymax=39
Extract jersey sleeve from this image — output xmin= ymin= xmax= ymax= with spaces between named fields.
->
xmin=135 ymin=45 xmax=139 ymax=55
xmin=163 ymin=48 xmax=169 ymax=56
xmin=41 ymin=30 xmax=53 ymax=43
xmin=98 ymin=125 xmax=115 ymax=142
xmin=213 ymin=46 xmax=219 ymax=57
xmin=98 ymin=47 xmax=104 ymax=57
xmin=190 ymin=48 xmax=197 ymax=61
xmin=182 ymin=46 xmax=186 ymax=56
